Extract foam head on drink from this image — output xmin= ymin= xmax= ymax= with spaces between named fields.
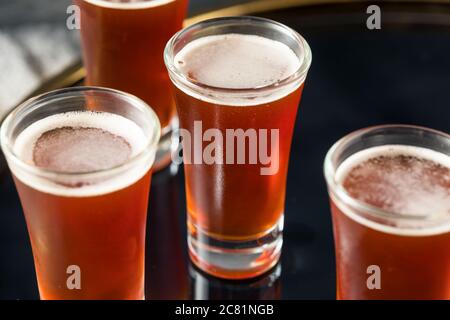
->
xmin=9 ymin=111 xmax=153 ymax=299
xmin=335 ymin=145 xmax=450 ymax=234
xmin=173 ymin=33 xmax=302 ymax=105
xmin=331 ymin=144 xmax=450 ymax=299
xmin=12 ymin=111 xmax=151 ymax=196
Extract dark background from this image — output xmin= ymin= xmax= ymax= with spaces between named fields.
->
xmin=1 ymin=1 xmax=450 ymax=300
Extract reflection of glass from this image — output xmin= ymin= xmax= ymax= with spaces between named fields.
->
xmin=75 ymin=0 xmax=189 ymax=170
xmin=165 ymin=16 xmax=312 ymax=279
xmin=0 ymin=87 xmax=160 ymax=300
xmin=324 ymin=125 xmax=450 ymax=300
xmin=189 ymin=264 xmax=282 ymax=300
xmin=145 ymin=164 xmax=189 ymax=300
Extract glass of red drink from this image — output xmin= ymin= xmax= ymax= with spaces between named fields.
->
xmin=164 ymin=17 xmax=312 ymax=279
xmin=0 ymin=87 xmax=161 ymax=299
xmin=324 ymin=125 xmax=450 ymax=300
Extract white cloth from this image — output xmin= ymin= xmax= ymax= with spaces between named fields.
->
xmin=0 ymin=0 xmax=79 ymax=118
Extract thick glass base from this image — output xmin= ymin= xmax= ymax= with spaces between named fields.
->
xmin=188 ymin=216 xmax=284 ymax=280
xmin=153 ymin=117 xmax=179 ymax=172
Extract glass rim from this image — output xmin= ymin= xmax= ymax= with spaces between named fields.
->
xmin=164 ymin=16 xmax=312 ymax=97
xmin=0 ymin=86 xmax=161 ymax=180
xmin=323 ymin=124 xmax=450 ymax=223
xmin=82 ymin=0 xmax=173 ymax=9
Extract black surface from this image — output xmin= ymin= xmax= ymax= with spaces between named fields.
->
xmin=1 ymin=2 xmax=450 ymax=300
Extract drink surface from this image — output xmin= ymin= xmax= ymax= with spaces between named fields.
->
xmin=335 ymin=145 xmax=450 ymax=235
xmin=174 ymin=34 xmax=302 ymax=106
xmin=12 ymin=111 xmax=150 ymax=196
xmin=33 ymin=127 xmax=131 ymax=173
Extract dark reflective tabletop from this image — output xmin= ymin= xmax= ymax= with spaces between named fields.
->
xmin=1 ymin=2 xmax=450 ymax=299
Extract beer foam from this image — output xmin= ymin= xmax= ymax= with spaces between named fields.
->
xmin=33 ymin=127 xmax=132 ymax=173
xmin=334 ymin=145 xmax=450 ymax=236
xmin=11 ymin=111 xmax=153 ymax=197
xmin=173 ymin=34 xmax=303 ymax=106
xmin=83 ymin=0 xmax=175 ymax=9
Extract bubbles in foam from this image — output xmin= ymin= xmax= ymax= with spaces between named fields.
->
xmin=33 ymin=127 xmax=132 ymax=173
xmin=12 ymin=111 xmax=152 ymax=197
xmin=335 ymin=145 xmax=450 ymax=235
xmin=173 ymin=34 xmax=302 ymax=106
